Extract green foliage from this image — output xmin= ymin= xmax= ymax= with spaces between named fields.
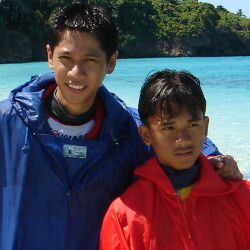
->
xmin=0 ymin=0 xmax=249 ymax=59
xmin=217 ymin=10 xmax=250 ymax=38
xmin=152 ymin=0 xmax=220 ymax=38
xmin=151 ymin=0 xmax=178 ymax=38
xmin=115 ymin=0 xmax=158 ymax=50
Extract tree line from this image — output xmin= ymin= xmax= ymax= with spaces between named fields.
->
xmin=0 ymin=0 xmax=250 ymax=62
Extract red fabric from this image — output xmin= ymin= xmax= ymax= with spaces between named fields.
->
xmin=100 ymin=154 xmax=250 ymax=250
xmin=85 ymin=98 xmax=104 ymax=139
xmin=42 ymin=83 xmax=57 ymax=99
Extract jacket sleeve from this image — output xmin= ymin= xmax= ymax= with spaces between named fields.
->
xmin=99 ymin=200 xmax=132 ymax=250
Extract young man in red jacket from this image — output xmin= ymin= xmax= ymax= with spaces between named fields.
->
xmin=100 ymin=69 xmax=250 ymax=250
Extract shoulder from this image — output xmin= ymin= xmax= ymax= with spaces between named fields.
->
xmin=233 ymin=179 xmax=250 ymax=199
xmin=114 ymin=177 xmax=157 ymax=214
xmin=98 ymin=86 xmax=141 ymax=122
xmin=28 ymin=72 xmax=55 ymax=86
xmin=106 ymin=179 xmax=154 ymax=224
xmin=230 ymin=180 xmax=250 ymax=222
xmin=126 ymin=107 xmax=143 ymax=127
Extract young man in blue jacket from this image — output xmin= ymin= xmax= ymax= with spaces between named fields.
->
xmin=0 ymin=2 xmax=242 ymax=250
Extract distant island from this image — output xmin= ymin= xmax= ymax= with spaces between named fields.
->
xmin=0 ymin=0 xmax=250 ymax=63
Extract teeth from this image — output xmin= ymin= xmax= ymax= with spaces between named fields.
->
xmin=68 ymin=85 xmax=85 ymax=90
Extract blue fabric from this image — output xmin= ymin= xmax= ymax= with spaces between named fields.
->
xmin=161 ymin=161 xmax=199 ymax=189
xmin=0 ymin=72 xmax=220 ymax=250
xmin=0 ymin=73 xmax=151 ymax=250
xmin=202 ymin=137 xmax=221 ymax=156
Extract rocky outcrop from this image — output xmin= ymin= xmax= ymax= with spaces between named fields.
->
xmin=119 ymin=29 xmax=250 ymax=58
xmin=0 ymin=32 xmax=33 ymax=63
xmin=155 ymin=30 xmax=250 ymax=57
xmin=0 ymin=31 xmax=47 ymax=63
xmin=0 ymin=29 xmax=250 ymax=63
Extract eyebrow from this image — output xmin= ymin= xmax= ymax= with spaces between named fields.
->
xmin=160 ymin=121 xmax=175 ymax=126
xmin=160 ymin=118 xmax=202 ymax=126
xmin=58 ymin=50 xmax=101 ymax=58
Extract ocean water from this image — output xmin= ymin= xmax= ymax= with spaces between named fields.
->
xmin=0 ymin=57 xmax=249 ymax=178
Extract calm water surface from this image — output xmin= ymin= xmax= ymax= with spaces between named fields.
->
xmin=0 ymin=57 xmax=249 ymax=178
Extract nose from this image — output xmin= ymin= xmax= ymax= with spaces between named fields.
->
xmin=67 ymin=63 xmax=85 ymax=79
xmin=175 ymin=129 xmax=191 ymax=144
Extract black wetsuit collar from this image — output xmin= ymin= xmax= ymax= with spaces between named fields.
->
xmin=160 ymin=160 xmax=199 ymax=189
xmin=45 ymin=89 xmax=95 ymax=126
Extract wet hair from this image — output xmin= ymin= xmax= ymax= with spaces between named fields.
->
xmin=138 ymin=69 xmax=206 ymax=125
xmin=48 ymin=1 xmax=118 ymax=60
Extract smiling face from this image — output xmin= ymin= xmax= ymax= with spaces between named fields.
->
xmin=139 ymin=107 xmax=209 ymax=170
xmin=46 ymin=30 xmax=118 ymax=115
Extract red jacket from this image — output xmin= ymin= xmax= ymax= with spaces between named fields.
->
xmin=100 ymin=154 xmax=250 ymax=250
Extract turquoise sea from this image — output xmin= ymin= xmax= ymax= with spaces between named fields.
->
xmin=0 ymin=57 xmax=249 ymax=179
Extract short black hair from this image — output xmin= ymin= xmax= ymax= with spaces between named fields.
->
xmin=138 ymin=69 xmax=206 ymax=125
xmin=48 ymin=1 xmax=118 ymax=60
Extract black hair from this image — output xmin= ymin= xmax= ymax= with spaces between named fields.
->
xmin=48 ymin=1 xmax=118 ymax=60
xmin=138 ymin=69 xmax=206 ymax=125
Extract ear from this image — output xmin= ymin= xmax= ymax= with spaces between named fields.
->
xmin=204 ymin=116 xmax=209 ymax=137
xmin=46 ymin=44 xmax=54 ymax=69
xmin=138 ymin=125 xmax=152 ymax=145
xmin=107 ymin=50 xmax=118 ymax=74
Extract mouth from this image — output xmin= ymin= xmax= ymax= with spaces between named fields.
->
xmin=174 ymin=148 xmax=194 ymax=157
xmin=68 ymin=84 xmax=86 ymax=90
xmin=66 ymin=83 xmax=87 ymax=93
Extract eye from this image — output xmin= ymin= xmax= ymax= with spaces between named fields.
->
xmin=163 ymin=126 xmax=174 ymax=130
xmin=85 ymin=57 xmax=96 ymax=62
xmin=189 ymin=123 xmax=199 ymax=128
xmin=59 ymin=55 xmax=71 ymax=60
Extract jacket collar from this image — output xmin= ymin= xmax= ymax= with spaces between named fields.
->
xmin=134 ymin=154 xmax=242 ymax=197
xmin=9 ymin=72 xmax=133 ymax=140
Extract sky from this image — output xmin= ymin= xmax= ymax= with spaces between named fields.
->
xmin=199 ymin=0 xmax=250 ymax=18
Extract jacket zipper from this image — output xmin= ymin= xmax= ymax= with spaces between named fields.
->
xmin=175 ymin=189 xmax=193 ymax=241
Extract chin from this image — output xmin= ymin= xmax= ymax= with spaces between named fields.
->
xmin=176 ymin=161 xmax=197 ymax=170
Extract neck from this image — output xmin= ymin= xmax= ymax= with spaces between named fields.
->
xmin=45 ymin=89 xmax=96 ymax=126
xmin=160 ymin=159 xmax=200 ymax=189
xmin=55 ymin=88 xmax=95 ymax=116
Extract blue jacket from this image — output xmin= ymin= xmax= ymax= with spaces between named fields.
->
xmin=0 ymin=72 xmax=220 ymax=250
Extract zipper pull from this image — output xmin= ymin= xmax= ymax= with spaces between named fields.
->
xmin=175 ymin=189 xmax=181 ymax=197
